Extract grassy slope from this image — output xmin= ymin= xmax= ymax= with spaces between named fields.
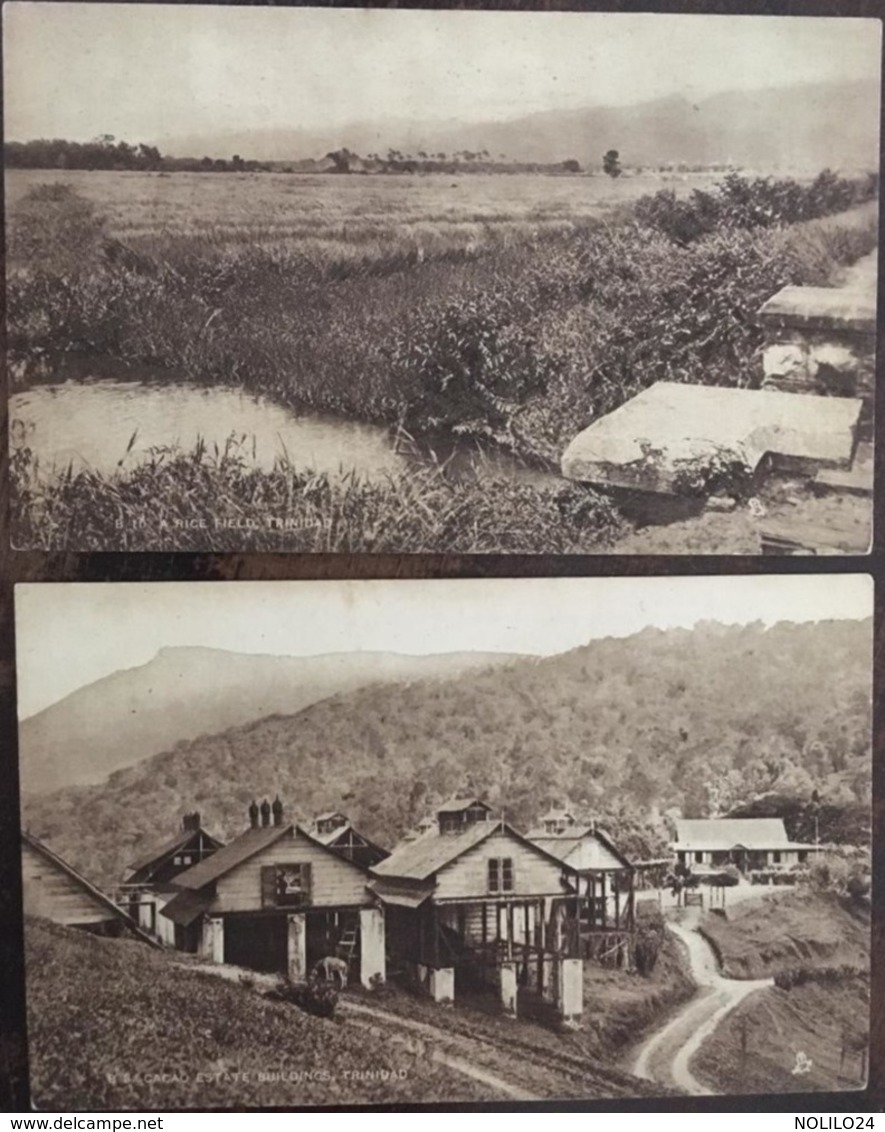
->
xmin=691 ymin=976 xmax=869 ymax=1096
xmin=699 ymin=890 xmax=870 ymax=980
xmin=24 ymin=918 xmax=491 ymax=1109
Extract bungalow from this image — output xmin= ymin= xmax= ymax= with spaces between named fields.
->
xmin=671 ymin=817 xmax=820 ymax=874
xmin=527 ymin=809 xmax=636 ymax=965
xmin=308 ymin=811 xmax=389 ymax=870
xmin=371 ymin=797 xmax=583 ymax=1024
xmin=119 ymin=811 xmax=224 ymax=946
xmin=21 ymin=831 xmax=156 ymax=946
xmin=161 ymin=798 xmax=384 ymax=988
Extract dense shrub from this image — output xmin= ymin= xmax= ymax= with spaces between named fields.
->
xmin=773 ymin=964 xmax=864 ymax=991
xmin=634 ymin=907 xmax=665 ymax=977
xmin=634 ymin=171 xmax=878 ymax=245
xmin=806 ymin=848 xmax=871 ymax=906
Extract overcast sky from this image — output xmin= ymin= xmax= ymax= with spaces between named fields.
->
xmin=15 ymin=575 xmax=872 ymax=718
xmin=3 ymin=5 xmax=880 ymax=143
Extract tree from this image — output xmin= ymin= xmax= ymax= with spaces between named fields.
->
xmin=603 ymin=149 xmax=622 ymax=178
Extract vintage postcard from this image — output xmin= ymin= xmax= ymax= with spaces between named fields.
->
xmin=5 ymin=5 xmax=879 ymax=554
xmin=15 ymin=575 xmax=872 ymax=1107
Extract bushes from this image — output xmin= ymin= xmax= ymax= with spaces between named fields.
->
xmin=634 ymin=170 xmax=878 ymax=245
xmin=634 ymin=908 xmax=665 ymax=977
xmin=7 ymin=174 xmax=878 ymax=474
xmin=773 ymin=964 xmax=864 ymax=991
xmin=806 ymin=848 xmax=871 ymax=906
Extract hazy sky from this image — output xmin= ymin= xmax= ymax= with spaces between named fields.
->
xmin=4 ymin=5 xmax=880 ymax=143
xmin=15 ymin=575 xmax=872 ymax=718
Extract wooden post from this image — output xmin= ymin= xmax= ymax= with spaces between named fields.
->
xmin=506 ymin=903 xmax=514 ymax=961
xmin=481 ymin=902 xmax=488 ymax=952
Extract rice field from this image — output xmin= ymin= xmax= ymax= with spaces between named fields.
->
xmin=4 ymin=166 xmax=720 ymax=261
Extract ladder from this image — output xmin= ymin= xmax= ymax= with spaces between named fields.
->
xmin=337 ymin=927 xmax=359 ymax=969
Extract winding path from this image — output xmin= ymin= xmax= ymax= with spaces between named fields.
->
xmin=628 ymin=914 xmax=772 ymax=1095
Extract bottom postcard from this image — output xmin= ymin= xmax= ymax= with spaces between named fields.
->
xmin=14 ymin=576 xmax=872 ymax=1107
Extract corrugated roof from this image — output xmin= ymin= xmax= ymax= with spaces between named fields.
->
xmin=22 ymin=832 xmax=159 ymax=948
xmin=172 ymin=824 xmax=292 ymax=890
xmin=673 ymin=818 xmax=789 ymax=849
xmin=160 ymin=889 xmax=212 ymax=926
xmin=373 ymin=821 xmax=499 ymax=881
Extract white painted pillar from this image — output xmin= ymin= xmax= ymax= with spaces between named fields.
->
xmin=499 ymin=960 xmax=518 ymax=1017
xmin=559 ymin=957 xmax=583 ymax=1027
xmin=541 ymin=955 xmax=556 ymax=1003
xmin=287 ymin=912 xmax=307 ymax=983
xmin=200 ymin=916 xmax=224 ymax=963
xmin=429 ymin=967 xmax=454 ymax=1004
xmin=359 ymin=907 xmax=386 ymax=989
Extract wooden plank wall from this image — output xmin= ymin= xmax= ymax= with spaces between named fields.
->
xmin=213 ymin=828 xmax=372 ymax=912
xmin=434 ymin=829 xmax=565 ymax=901
xmin=22 ymin=841 xmax=117 ymax=926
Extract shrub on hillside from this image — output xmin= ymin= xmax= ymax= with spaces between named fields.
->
xmin=773 ymin=964 xmax=864 ymax=991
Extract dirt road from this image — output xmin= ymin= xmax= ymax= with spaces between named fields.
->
xmin=627 ymin=914 xmax=772 ymax=1095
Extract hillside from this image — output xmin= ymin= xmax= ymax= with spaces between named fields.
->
xmin=161 ymin=80 xmax=880 ymax=171
xmin=19 ymin=647 xmax=520 ymax=793
xmin=23 ymin=918 xmax=491 ymax=1108
xmin=21 ymin=619 xmax=871 ymax=889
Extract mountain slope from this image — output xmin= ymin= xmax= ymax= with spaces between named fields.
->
xmin=19 ymin=647 xmax=521 ymax=793
xmin=22 ymin=619 xmax=871 ymax=888
xmin=160 ymin=80 xmax=880 ymax=171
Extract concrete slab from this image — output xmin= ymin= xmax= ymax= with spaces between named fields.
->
xmin=758 ymin=286 xmax=876 ymax=334
xmin=560 ymin=382 xmax=862 ymax=496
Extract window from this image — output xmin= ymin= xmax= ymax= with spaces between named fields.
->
xmin=695 ymin=851 xmax=703 ymax=864
xmin=173 ymin=855 xmax=182 ymax=865
xmin=772 ymin=851 xmax=782 ymax=864
xmin=182 ymin=855 xmax=192 ymax=865
xmin=261 ymin=863 xmax=312 ymax=908
xmin=487 ymin=857 xmax=514 ymax=893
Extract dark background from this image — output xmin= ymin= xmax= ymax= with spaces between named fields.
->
xmin=1 ymin=0 xmax=883 ymax=1114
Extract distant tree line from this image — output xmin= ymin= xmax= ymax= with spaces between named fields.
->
xmin=4 ymin=135 xmax=269 ymax=174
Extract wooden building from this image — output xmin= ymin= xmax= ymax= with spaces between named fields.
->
xmin=308 ymin=812 xmax=389 ymax=870
xmin=371 ymin=798 xmax=584 ymax=1023
xmin=21 ymin=831 xmax=156 ymax=946
xmin=671 ymin=818 xmax=820 ymax=874
xmin=161 ymin=798 xmax=384 ymax=988
xmin=119 ymin=812 xmax=224 ymax=946
xmin=527 ymin=809 xmax=636 ymax=967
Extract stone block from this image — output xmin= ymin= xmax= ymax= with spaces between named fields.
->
xmin=560 ymin=382 xmax=862 ymax=495
xmin=758 ymin=286 xmax=876 ymax=334
xmin=558 ymin=957 xmax=583 ymax=1026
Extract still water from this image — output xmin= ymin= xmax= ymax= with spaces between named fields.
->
xmin=10 ymin=374 xmax=558 ymax=487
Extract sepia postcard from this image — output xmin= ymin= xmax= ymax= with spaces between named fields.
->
xmin=4 ymin=4 xmax=880 ymax=555
xmin=15 ymin=575 xmax=873 ymax=1107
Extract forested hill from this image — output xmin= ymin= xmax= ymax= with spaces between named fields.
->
xmin=23 ymin=618 xmax=872 ymax=888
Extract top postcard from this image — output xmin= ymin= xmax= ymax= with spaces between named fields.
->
xmin=5 ymin=4 xmax=880 ymax=554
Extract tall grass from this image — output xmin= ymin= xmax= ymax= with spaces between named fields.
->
xmin=10 ymin=441 xmax=626 ymax=553
xmin=8 ymin=176 xmax=877 ymax=468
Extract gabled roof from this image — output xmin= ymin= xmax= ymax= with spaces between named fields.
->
xmin=172 ymin=824 xmax=293 ymax=890
xmin=673 ymin=818 xmax=789 ymax=849
xmin=314 ymin=811 xmax=348 ymax=824
xmin=127 ymin=826 xmax=223 ymax=878
xmin=436 ymin=796 xmax=493 ymax=815
xmin=528 ymin=825 xmax=633 ymax=870
xmin=173 ymin=822 xmax=375 ymax=891
xmin=311 ymin=822 xmax=388 ymax=858
xmin=22 ymin=832 xmax=159 ymax=947
xmin=373 ymin=819 xmax=577 ymax=884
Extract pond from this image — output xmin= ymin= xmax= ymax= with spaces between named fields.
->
xmin=9 ymin=366 xmax=559 ymax=489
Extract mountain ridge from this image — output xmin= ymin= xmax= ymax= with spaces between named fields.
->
xmin=156 ymin=79 xmax=880 ymax=171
